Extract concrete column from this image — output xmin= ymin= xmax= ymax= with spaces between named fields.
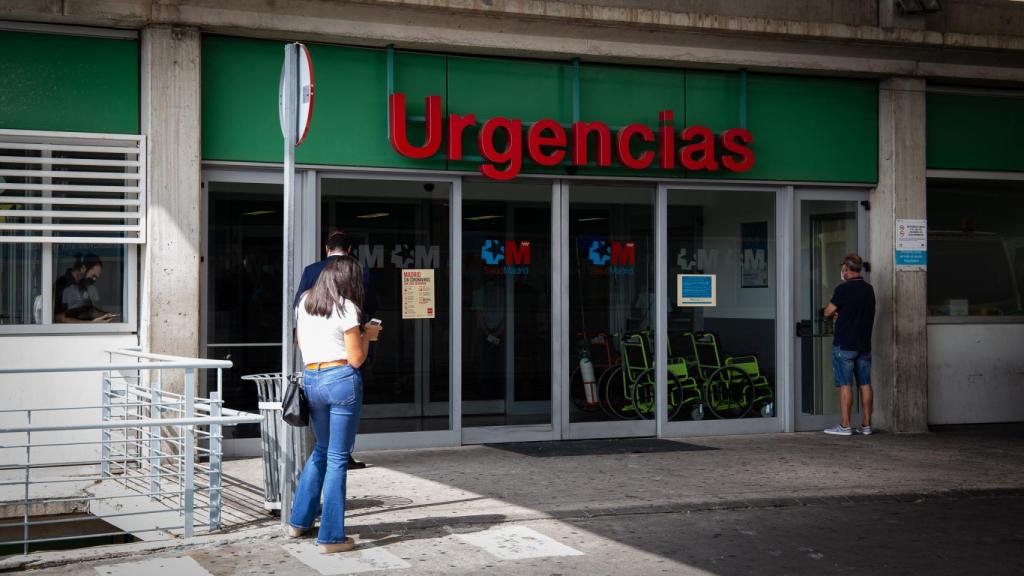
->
xmin=871 ymin=77 xmax=929 ymax=433
xmin=140 ymin=26 xmax=202 ymax=395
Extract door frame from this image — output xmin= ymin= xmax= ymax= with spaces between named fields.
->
xmin=792 ymin=187 xmax=870 ymax=432
xmin=656 ymin=182 xmax=788 ymax=438
xmin=314 ymin=170 xmax=464 ymax=450
xmin=461 ymin=178 xmax=563 ymax=444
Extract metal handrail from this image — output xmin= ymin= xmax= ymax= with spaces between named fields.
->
xmin=0 ymin=347 xmax=263 ymax=555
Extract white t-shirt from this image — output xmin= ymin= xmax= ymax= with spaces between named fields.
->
xmin=295 ymin=295 xmax=361 ymax=364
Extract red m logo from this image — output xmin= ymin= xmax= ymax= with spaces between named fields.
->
xmin=506 ymin=240 xmax=531 ymax=265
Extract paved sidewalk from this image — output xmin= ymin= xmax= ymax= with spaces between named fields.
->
xmin=4 ymin=427 xmax=1024 ymax=574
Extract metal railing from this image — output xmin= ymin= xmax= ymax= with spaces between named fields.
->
xmin=0 ymin=348 xmax=262 ymax=555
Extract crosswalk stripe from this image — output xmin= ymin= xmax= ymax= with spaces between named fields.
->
xmin=282 ymin=541 xmax=412 ymax=575
xmin=453 ymin=525 xmax=585 ymax=561
xmin=95 ymin=556 xmax=213 ymax=576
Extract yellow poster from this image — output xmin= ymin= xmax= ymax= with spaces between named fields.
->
xmin=401 ymin=269 xmax=435 ymax=319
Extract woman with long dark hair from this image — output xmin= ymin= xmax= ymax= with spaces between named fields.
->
xmin=287 ymin=255 xmax=381 ymax=553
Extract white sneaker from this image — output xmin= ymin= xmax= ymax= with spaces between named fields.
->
xmin=824 ymin=424 xmax=853 ymax=436
xmin=857 ymin=425 xmax=873 ymax=435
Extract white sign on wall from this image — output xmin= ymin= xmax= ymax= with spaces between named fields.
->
xmin=896 ymin=218 xmax=927 ymax=271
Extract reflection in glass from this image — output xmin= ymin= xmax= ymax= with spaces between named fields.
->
xmin=666 ymin=189 xmax=777 ymax=421
xmin=462 ymin=181 xmax=552 ymax=428
xmin=322 ymin=179 xmax=451 ymax=433
xmin=568 ymin=184 xmax=655 ymax=423
xmin=206 ymin=182 xmax=283 ymax=438
xmin=928 ymin=180 xmax=1024 ymax=317
xmin=0 ymin=244 xmax=41 ymax=325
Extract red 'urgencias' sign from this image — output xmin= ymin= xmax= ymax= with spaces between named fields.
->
xmin=388 ymin=93 xmax=755 ymax=180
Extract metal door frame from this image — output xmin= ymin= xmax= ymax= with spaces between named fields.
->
xmin=792 ymin=187 xmax=870 ymax=432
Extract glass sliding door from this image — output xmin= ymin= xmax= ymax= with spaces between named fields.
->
xmin=795 ymin=191 xmax=868 ymax=431
xmin=662 ymin=187 xmax=779 ymax=429
xmin=566 ymin=182 xmax=657 ymax=438
xmin=461 ymin=180 xmax=554 ymax=441
xmin=204 ymin=178 xmax=284 ymax=450
xmin=321 ymin=177 xmax=453 ymax=435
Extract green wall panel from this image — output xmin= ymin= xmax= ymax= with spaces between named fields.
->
xmin=446 ymin=56 xmax=572 ymax=175
xmin=927 ymin=92 xmax=1024 ymax=172
xmin=0 ymin=31 xmax=138 ymax=134
xmin=577 ymin=64 xmax=686 ymax=178
xmin=202 ymin=36 xmax=445 ymax=169
xmin=202 ymin=36 xmax=879 ymax=183
xmin=748 ymin=75 xmax=876 ymax=182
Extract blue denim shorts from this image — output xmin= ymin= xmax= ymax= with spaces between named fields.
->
xmin=832 ymin=346 xmax=871 ymax=387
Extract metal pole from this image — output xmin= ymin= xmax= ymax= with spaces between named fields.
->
xmin=209 ymin=389 xmax=222 ymax=531
xmin=279 ymin=42 xmax=298 ymax=528
xmin=150 ymin=368 xmax=161 ymax=499
xmin=183 ymin=368 xmax=195 ymax=538
xmin=101 ymin=369 xmax=111 ymax=477
xmin=23 ymin=410 xmax=31 ymax=555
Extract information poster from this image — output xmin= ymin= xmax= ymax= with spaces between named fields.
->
xmin=741 ymin=221 xmax=769 ymax=287
xmin=677 ymin=274 xmax=717 ymax=307
xmin=401 ymin=269 xmax=435 ymax=319
xmin=896 ymin=219 xmax=927 ymax=271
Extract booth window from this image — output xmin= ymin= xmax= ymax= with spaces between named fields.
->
xmin=0 ymin=129 xmax=143 ymax=330
xmin=928 ymin=179 xmax=1024 ymax=319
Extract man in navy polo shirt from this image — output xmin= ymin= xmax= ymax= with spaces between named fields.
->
xmin=823 ymin=253 xmax=876 ymax=436
xmin=295 ymin=229 xmax=376 ymax=468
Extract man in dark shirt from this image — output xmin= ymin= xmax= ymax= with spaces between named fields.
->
xmin=823 ymin=253 xmax=876 ymax=436
xmin=294 ymin=230 xmax=374 ymax=469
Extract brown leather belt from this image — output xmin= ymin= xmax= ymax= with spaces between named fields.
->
xmin=305 ymin=360 xmax=348 ymax=370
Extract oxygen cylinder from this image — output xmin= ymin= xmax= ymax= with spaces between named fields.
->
xmin=580 ymin=355 xmax=598 ymax=406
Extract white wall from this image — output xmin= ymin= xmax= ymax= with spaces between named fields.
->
xmin=0 ymin=334 xmax=138 ymax=466
xmin=928 ymin=323 xmax=1024 ymax=425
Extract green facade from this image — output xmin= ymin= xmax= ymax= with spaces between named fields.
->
xmin=203 ymin=35 xmax=879 ymax=183
xmin=927 ymin=92 xmax=1024 ymax=172
xmin=0 ymin=31 xmax=139 ymax=134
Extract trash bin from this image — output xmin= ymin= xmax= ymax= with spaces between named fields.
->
xmin=241 ymin=372 xmax=311 ymax=513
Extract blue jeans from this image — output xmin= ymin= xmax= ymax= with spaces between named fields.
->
xmin=832 ymin=346 xmax=871 ymax=387
xmin=289 ymin=364 xmax=362 ymax=544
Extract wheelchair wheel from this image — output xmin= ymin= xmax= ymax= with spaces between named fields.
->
xmin=631 ymin=369 xmax=685 ymax=421
xmin=602 ymin=366 xmax=633 ymax=420
xmin=704 ymin=366 xmax=756 ymax=419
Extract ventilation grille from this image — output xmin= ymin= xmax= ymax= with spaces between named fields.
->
xmin=0 ymin=129 xmax=145 ymax=244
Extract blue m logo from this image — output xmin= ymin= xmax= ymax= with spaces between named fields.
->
xmin=481 ymin=239 xmax=505 ymax=265
xmin=588 ymin=240 xmax=611 ymax=266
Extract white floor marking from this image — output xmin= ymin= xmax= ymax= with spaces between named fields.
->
xmin=95 ymin=556 xmax=212 ymax=576
xmin=282 ymin=541 xmax=411 ymax=575
xmin=454 ymin=525 xmax=585 ymax=561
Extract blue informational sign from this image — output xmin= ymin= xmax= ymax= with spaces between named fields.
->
xmin=895 ymin=251 xmax=927 ymax=267
xmin=677 ymin=274 xmax=717 ymax=307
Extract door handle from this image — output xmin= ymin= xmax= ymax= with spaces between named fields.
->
xmin=796 ymin=320 xmax=813 ymax=338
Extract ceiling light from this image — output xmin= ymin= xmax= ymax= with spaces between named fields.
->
xmin=356 ymin=212 xmax=390 ymax=219
xmin=578 ymin=217 xmax=607 ymax=222
xmin=242 ymin=210 xmax=276 ymax=216
xmin=465 ymin=215 xmax=503 ymax=221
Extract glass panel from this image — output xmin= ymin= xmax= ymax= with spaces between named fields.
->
xmin=206 ymin=181 xmax=283 ymax=438
xmin=799 ymin=200 xmax=858 ymax=416
xmin=568 ymin=183 xmax=655 ymax=423
xmin=928 ymin=180 xmax=1024 ymax=318
xmin=0 ymin=243 xmax=41 ymax=325
xmin=322 ymin=178 xmax=451 ymax=433
xmin=52 ymin=245 xmax=127 ymax=324
xmin=207 ymin=183 xmax=283 ymax=344
xmin=665 ymin=190 xmax=777 ymax=421
xmin=462 ymin=181 xmax=552 ymax=427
